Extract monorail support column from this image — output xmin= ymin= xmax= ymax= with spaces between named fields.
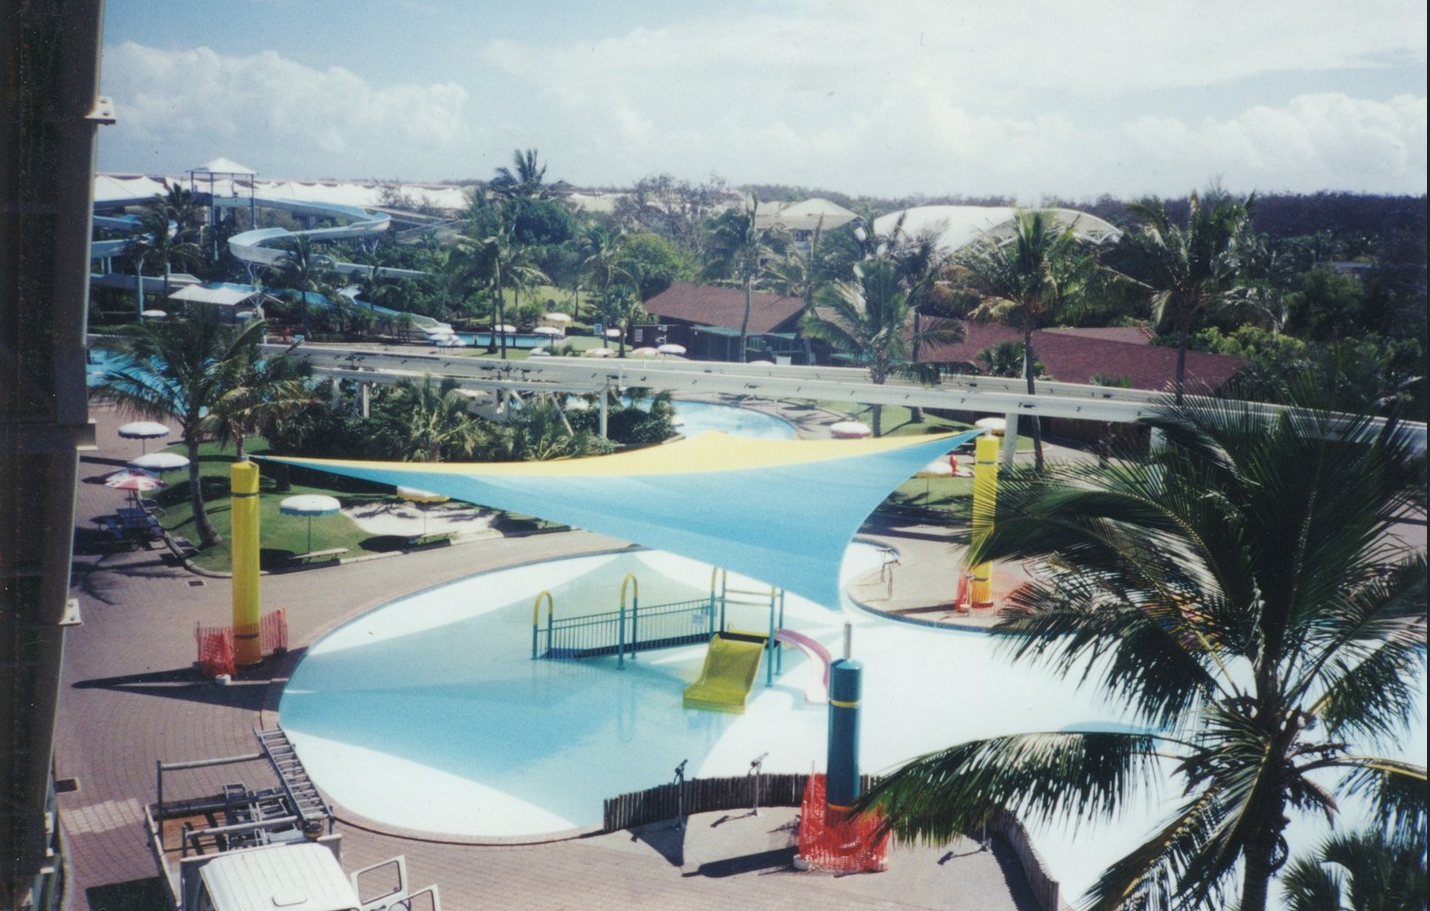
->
xmin=970 ymin=432 xmax=1000 ymax=610
xmin=231 ymin=461 xmax=263 ymax=666
xmin=1000 ymin=411 xmax=1019 ymax=468
xmin=360 ymin=382 xmax=370 ymax=418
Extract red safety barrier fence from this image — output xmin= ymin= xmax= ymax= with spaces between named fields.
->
xmin=195 ymin=625 xmax=235 ymax=678
xmin=796 ymin=773 xmax=890 ymax=873
xmin=260 ymin=608 xmax=289 ymax=654
xmin=195 ymin=610 xmax=288 ymax=678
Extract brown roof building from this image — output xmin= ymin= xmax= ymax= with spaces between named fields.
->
xmin=640 ymin=281 xmax=809 ymax=362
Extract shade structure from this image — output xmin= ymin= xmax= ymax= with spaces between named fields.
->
xmin=531 ymin=326 xmax=564 ymax=337
xmin=140 ymin=309 xmax=168 ymax=319
xmin=397 ymin=486 xmax=450 ymax=536
xmin=264 ymin=429 xmax=982 ymax=607
xmin=829 ymin=420 xmax=872 ymax=439
xmin=582 ymin=347 xmax=615 ymax=358
xmin=117 ymin=420 xmax=170 ymax=453
xmin=975 ymin=417 xmax=1007 ymax=434
xmin=627 ymin=347 xmax=661 ymax=359
xmin=490 ymin=324 xmax=517 ymax=334
xmin=128 ymin=452 xmax=190 ymax=473
xmin=656 ymin=343 xmax=686 ymax=356
xmin=280 ymin=494 xmax=342 ymax=553
xmin=542 ymin=312 xmax=572 ymax=324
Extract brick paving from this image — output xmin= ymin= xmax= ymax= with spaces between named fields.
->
xmin=58 ymin=404 xmax=1043 ymax=911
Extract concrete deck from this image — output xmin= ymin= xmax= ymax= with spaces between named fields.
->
xmin=59 ymin=402 xmax=1048 ymax=911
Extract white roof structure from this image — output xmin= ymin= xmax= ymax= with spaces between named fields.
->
xmin=873 ymin=205 xmax=1122 ymax=253
xmin=93 ymin=173 xmax=470 ymax=213
xmin=192 ymin=157 xmax=256 ymax=175
xmin=93 ymin=173 xmax=176 ymax=205
xmin=755 ymin=198 xmax=858 ymax=232
xmin=167 ymin=285 xmax=263 ymax=308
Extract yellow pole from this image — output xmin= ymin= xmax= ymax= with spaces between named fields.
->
xmin=969 ymin=433 xmax=1000 ymax=609
xmin=231 ymin=461 xmax=263 ymax=666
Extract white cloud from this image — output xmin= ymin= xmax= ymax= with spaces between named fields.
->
xmin=101 ymin=41 xmax=473 ymax=178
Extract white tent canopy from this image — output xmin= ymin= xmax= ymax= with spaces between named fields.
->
xmin=167 ymin=285 xmax=263 ymax=308
xmin=872 ymin=205 xmax=1122 ymax=254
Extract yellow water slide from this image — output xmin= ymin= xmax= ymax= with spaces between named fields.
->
xmin=683 ymin=633 xmax=767 ymax=714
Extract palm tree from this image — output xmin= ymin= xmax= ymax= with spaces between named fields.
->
xmin=858 ymin=391 xmax=1426 ymax=911
xmin=127 ymin=201 xmax=203 ymax=313
xmin=956 ymin=209 xmax=1100 ymax=470
xmin=376 ymin=377 xmax=488 ymax=462
xmin=1282 ymin=830 xmax=1426 ymax=911
xmin=703 ymin=195 xmax=792 ymax=362
xmin=801 ymin=258 xmax=963 ymax=436
xmin=490 ymin=148 xmax=566 ymax=201
xmin=597 ymin=285 xmax=644 ymax=358
xmin=578 ymin=224 xmax=630 ymax=324
xmin=94 ymin=316 xmax=269 ymax=547
xmin=1125 ymin=189 xmax=1256 ymax=403
xmin=269 ymin=236 xmax=339 ymax=332
xmin=462 ymin=216 xmax=548 ymax=358
xmin=202 ymin=346 xmax=316 ymax=460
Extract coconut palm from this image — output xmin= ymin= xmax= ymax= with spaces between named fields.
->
xmin=703 ymin=195 xmax=793 ymax=363
xmin=578 ymin=224 xmax=631 ymax=324
xmin=94 ymin=316 xmax=269 ymax=547
xmin=202 ymin=346 xmax=316 ymax=460
xmin=1125 ymin=189 xmax=1256 ymax=403
xmin=858 ymin=391 xmax=1427 ymax=911
xmin=127 ymin=200 xmax=204 ymax=311
xmin=955 ymin=209 xmax=1100 ymax=470
xmin=461 ymin=215 xmax=549 ymax=358
xmin=269 ymin=236 xmax=340 ymax=332
xmin=490 ymin=148 xmax=559 ymax=200
xmin=1282 ymin=829 xmax=1426 ymax=911
xmin=375 ymin=377 xmax=488 ymax=462
xmin=801 ymin=258 xmax=964 ymax=436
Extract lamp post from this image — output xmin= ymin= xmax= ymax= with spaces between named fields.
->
xmin=134 ymin=249 xmax=151 ymax=319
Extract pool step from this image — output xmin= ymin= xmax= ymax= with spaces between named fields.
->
xmin=254 ymin=726 xmax=332 ymax=826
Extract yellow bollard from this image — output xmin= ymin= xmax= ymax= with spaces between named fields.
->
xmin=969 ymin=433 xmax=1000 ymax=609
xmin=231 ymin=461 xmax=263 ymax=666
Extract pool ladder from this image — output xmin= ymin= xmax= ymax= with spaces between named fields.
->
xmin=255 ymin=726 xmax=333 ymax=831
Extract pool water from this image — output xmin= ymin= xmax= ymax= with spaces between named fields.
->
xmin=667 ymin=400 xmax=795 ymax=439
xmin=278 ymin=544 xmax=1134 ymax=839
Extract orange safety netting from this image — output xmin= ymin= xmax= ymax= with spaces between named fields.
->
xmin=797 ymin=774 xmax=890 ymax=873
xmin=195 ymin=625 xmax=235 ymax=678
xmin=194 ymin=610 xmax=288 ymax=678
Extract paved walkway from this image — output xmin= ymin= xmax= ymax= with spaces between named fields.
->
xmin=59 ymin=404 xmax=1044 ymax=911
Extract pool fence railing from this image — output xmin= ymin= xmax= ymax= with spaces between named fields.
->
xmin=601 ymin=774 xmax=1067 ymax=911
xmin=531 ymin=569 xmax=787 ymax=678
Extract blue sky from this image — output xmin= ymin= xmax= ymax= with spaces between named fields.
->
xmin=99 ymin=0 xmax=1427 ymax=200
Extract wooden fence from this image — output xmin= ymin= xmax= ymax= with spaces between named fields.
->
xmin=602 ymin=776 xmax=1067 ymax=911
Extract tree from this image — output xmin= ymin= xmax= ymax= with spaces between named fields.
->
xmin=801 ymin=258 xmax=963 ymax=436
xmin=1126 ymin=189 xmax=1256 ymax=403
xmin=202 ymin=346 xmax=316 ymax=460
xmin=269 ymin=236 xmax=340 ymax=332
xmin=703 ymin=195 xmax=792 ymax=362
xmin=1282 ymin=829 xmax=1426 ymax=911
xmin=956 ymin=209 xmax=1101 ymax=470
xmin=94 ymin=316 xmax=270 ymax=547
xmin=577 ymin=225 xmax=631 ymax=324
xmin=489 ymin=148 xmax=565 ymax=201
xmin=619 ymin=231 xmax=694 ymax=301
xmin=375 ymin=377 xmax=489 ymax=462
xmin=858 ymin=391 xmax=1427 ymax=911
xmin=127 ymin=195 xmax=204 ymax=313
xmin=460 ymin=212 xmax=549 ymax=358
xmin=597 ymin=286 xmax=644 ymax=358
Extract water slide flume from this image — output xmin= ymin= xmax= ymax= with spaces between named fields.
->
xmin=773 ymin=628 xmax=832 ymax=703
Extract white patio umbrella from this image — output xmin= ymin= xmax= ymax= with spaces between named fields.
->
xmin=975 ymin=416 xmax=1007 ymax=435
xmin=397 ymin=486 xmax=450 ymax=536
xmin=830 ymin=420 xmax=872 ymax=439
xmin=117 ymin=421 xmax=171 ymax=453
xmin=279 ymin=494 xmax=342 ymax=553
xmin=582 ymin=347 xmax=615 ymax=358
xmin=915 ymin=456 xmax=955 ymax=501
xmin=627 ymin=347 xmax=661 ymax=359
xmin=141 ymin=309 xmax=168 ymax=319
xmin=542 ymin=312 xmax=572 ymax=324
xmin=532 ymin=326 xmax=564 ymax=337
xmin=128 ymin=452 xmax=190 ymax=474
xmin=656 ymin=343 xmax=686 ymax=356
xmin=604 ymin=328 xmax=623 ymax=339
xmin=490 ymin=324 xmax=518 ymax=334
xmin=106 ymin=471 xmax=164 ymax=506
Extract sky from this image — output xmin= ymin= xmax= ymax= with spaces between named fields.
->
xmin=98 ymin=0 xmax=1427 ymax=202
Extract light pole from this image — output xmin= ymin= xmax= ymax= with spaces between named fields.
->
xmin=134 ymin=249 xmax=152 ymax=320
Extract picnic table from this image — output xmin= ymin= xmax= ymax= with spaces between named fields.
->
xmin=287 ymin=547 xmax=348 ymax=565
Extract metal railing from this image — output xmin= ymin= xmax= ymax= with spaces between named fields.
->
xmin=532 ymin=595 xmax=715 ymax=663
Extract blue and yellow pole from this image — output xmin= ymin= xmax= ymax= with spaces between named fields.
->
xmin=970 ymin=433 xmax=1000 ymax=609
xmin=231 ymin=461 xmax=262 ymax=666
xmin=826 ymin=658 xmax=863 ymax=820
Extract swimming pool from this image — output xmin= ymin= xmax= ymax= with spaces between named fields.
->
xmin=277 ymin=543 xmax=1425 ymax=901
xmin=667 ymin=400 xmax=795 ymax=439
